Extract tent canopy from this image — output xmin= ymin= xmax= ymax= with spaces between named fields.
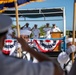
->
xmin=3 ymin=7 xmax=63 ymax=18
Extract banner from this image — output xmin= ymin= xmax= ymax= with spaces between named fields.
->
xmin=2 ymin=39 xmax=62 ymax=55
xmin=33 ymin=39 xmax=62 ymax=52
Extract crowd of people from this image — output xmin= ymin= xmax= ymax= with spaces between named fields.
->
xmin=0 ymin=14 xmax=76 ymax=75
xmin=0 ymin=14 xmax=63 ymax=75
xmin=13 ymin=22 xmax=61 ymax=39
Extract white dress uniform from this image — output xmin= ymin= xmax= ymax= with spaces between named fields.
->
xmin=58 ymin=37 xmax=76 ymax=74
xmin=43 ymin=28 xmax=51 ymax=38
xmin=57 ymin=51 xmax=72 ymax=74
xmin=51 ymin=27 xmax=61 ymax=32
xmin=32 ymin=28 xmax=40 ymax=39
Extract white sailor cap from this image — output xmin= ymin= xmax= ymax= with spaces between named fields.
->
xmin=20 ymin=30 xmax=31 ymax=36
xmin=0 ymin=14 xmax=12 ymax=33
xmin=66 ymin=38 xmax=72 ymax=43
xmin=57 ymin=51 xmax=70 ymax=64
xmin=66 ymin=38 xmax=76 ymax=43
xmin=66 ymin=45 xmax=76 ymax=55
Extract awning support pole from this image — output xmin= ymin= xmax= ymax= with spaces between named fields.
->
xmin=63 ymin=7 xmax=66 ymax=36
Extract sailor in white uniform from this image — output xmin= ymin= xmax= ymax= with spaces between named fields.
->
xmin=57 ymin=38 xmax=76 ymax=75
xmin=43 ymin=23 xmax=51 ymax=38
xmin=51 ymin=24 xmax=61 ymax=32
xmin=21 ymin=23 xmax=31 ymax=31
xmin=32 ymin=24 xmax=40 ymax=39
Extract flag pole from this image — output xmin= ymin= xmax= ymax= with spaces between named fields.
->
xmin=14 ymin=0 xmax=20 ymax=38
xmin=14 ymin=0 xmax=22 ymax=57
xmin=72 ymin=0 xmax=76 ymax=63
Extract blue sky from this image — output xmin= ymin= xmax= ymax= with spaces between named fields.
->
xmin=13 ymin=0 xmax=74 ymax=31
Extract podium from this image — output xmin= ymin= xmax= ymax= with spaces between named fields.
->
xmin=51 ymin=32 xmax=63 ymax=52
xmin=51 ymin=32 xmax=62 ymax=38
